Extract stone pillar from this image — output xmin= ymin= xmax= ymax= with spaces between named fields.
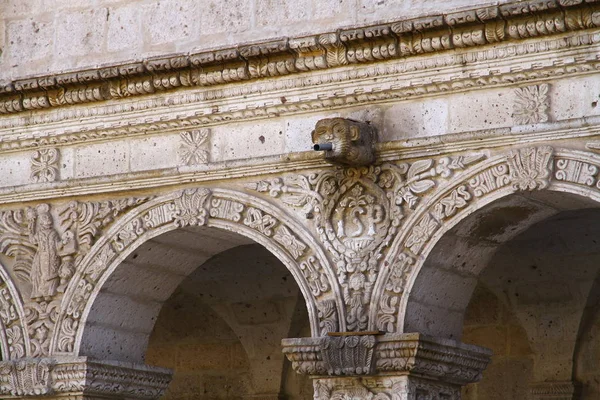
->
xmin=282 ymin=333 xmax=491 ymax=400
xmin=0 ymin=357 xmax=171 ymax=400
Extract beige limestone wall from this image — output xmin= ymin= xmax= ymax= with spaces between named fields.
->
xmin=0 ymin=0 xmax=514 ymax=82
xmin=462 ymin=284 xmax=533 ymax=400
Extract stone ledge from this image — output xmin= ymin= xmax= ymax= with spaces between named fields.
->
xmin=281 ymin=333 xmax=491 ymax=385
xmin=0 ymin=357 xmax=172 ymax=399
xmin=1 ymin=0 xmax=599 ymax=115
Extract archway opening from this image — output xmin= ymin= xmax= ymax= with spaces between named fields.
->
xmin=404 ymin=190 xmax=600 ymax=399
xmin=78 ymin=226 xmax=313 ymax=399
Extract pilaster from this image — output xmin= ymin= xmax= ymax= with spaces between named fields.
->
xmin=282 ymin=333 xmax=491 ymax=400
xmin=0 ymin=357 xmax=172 ymax=400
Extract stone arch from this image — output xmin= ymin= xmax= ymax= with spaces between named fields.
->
xmin=49 ymin=187 xmax=341 ymax=357
xmin=0 ymin=264 xmax=29 ymax=359
xmin=372 ymin=146 xmax=600 ymax=336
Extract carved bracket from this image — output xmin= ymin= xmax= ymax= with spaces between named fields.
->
xmin=312 ymin=118 xmax=376 ymax=166
xmin=0 ymin=357 xmax=172 ymax=399
xmin=282 ymin=333 xmax=491 ymax=385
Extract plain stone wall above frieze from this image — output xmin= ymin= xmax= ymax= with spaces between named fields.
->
xmin=0 ymin=0 xmax=515 ymax=82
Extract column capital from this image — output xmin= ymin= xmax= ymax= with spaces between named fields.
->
xmin=0 ymin=357 xmax=172 ymax=399
xmin=282 ymin=333 xmax=491 ymax=386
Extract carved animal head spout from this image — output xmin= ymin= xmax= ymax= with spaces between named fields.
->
xmin=312 ymin=118 xmax=377 ymax=166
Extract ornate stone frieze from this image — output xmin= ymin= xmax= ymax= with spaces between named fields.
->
xmin=250 ymin=153 xmax=484 ymax=331
xmin=30 ymin=149 xmax=60 ymax=183
xmin=0 ymin=0 xmax=599 ymax=118
xmin=282 ymin=333 xmax=491 ymax=383
xmin=0 ymin=357 xmax=171 ymax=399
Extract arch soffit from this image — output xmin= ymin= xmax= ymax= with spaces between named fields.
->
xmin=372 ymin=147 xmax=600 ymax=333
xmin=50 ymin=187 xmax=341 ymax=356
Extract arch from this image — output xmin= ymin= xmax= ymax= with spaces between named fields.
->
xmin=372 ymin=146 xmax=600 ymax=335
xmin=50 ymin=187 xmax=342 ymax=356
xmin=0 ymin=263 xmax=29 ymax=359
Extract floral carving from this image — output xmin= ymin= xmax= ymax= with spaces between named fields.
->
xmin=30 ymin=148 xmax=60 ymax=183
xmin=513 ymin=84 xmax=549 ymax=125
xmin=250 ymin=155 xmax=483 ymax=331
xmin=179 ymin=129 xmax=210 ymax=165
xmin=507 ymin=146 xmax=553 ymax=190
xmin=172 ymin=188 xmax=211 ymax=227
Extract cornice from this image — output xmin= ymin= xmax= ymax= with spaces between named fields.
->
xmin=1 ymin=0 xmax=599 ymax=118
xmin=0 ymin=115 xmax=598 ymax=206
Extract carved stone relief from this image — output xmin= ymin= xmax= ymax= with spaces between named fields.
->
xmin=54 ymin=187 xmax=337 ymax=355
xmin=513 ymin=84 xmax=550 ymax=125
xmin=249 ymin=153 xmax=484 ymax=331
xmin=0 ymin=357 xmax=171 ymax=399
xmin=0 ymin=196 xmax=153 ymax=357
xmin=30 ymin=149 xmax=60 ymax=183
xmin=374 ymin=146 xmax=600 ymax=335
xmin=179 ymin=129 xmax=210 ymax=165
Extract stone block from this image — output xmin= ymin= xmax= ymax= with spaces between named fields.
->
xmin=86 ymin=292 xmax=162 ymax=332
xmin=144 ymin=0 xmax=199 ymax=46
xmin=74 ymin=141 xmax=129 ymax=178
xmin=129 ymin=135 xmax=179 ymax=172
xmin=198 ymin=0 xmax=252 ymax=36
xmin=211 ymin=120 xmax=286 ymax=162
xmin=80 ymin=323 xmax=150 ymax=362
xmin=55 ymin=9 xmax=107 ymax=58
xmin=104 ymin=261 xmax=186 ymax=302
xmin=255 ymin=0 xmax=311 ymax=29
xmin=107 ymin=4 xmax=144 ymax=53
xmin=462 ymin=325 xmax=507 ymax=355
xmin=284 ymin=113 xmax=339 ymax=154
xmin=382 ymin=98 xmax=449 ymax=142
xmin=177 ymin=343 xmax=232 ymax=370
xmin=0 ymin=152 xmax=29 ymax=187
xmin=5 ymin=18 xmax=54 ymax=67
xmin=551 ymin=76 xmax=600 ymax=121
xmin=0 ymin=0 xmax=45 ymax=18
xmin=127 ymin=241 xmax=208 ymax=276
xmin=448 ymin=89 xmax=513 ymax=134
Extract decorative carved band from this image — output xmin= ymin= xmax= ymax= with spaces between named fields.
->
xmin=1 ymin=0 xmax=599 ymax=115
xmin=530 ymin=381 xmax=580 ymax=400
xmin=0 ymin=357 xmax=172 ymax=399
xmin=282 ymin=333 xmax=491 ymax=385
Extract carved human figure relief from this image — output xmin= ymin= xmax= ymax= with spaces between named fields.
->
xmin=27 ymin=205 xmax=62 ymax=301
xmin=30 ymin=148 xmax=60 ymax=183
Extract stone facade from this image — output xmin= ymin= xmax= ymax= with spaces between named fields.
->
xmin=1 ymin=0 xmax=600 ymax=398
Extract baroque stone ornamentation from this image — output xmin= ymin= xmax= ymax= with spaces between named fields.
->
xmin=312 ymin=118 xmax=377 ymax=166
xmin=179 ymin=129 xmax=210 ymax=165
xmin=373 ymin=147 xmax=600 ymax=335
xmin=250 ymin=153 xmax=484 ymax=331
xmin=0 ymin=1 xmax=598 ymax=118
xmin=513 ymin=84 xmax=550 ymax=125
xmin=0 ymin=196 xmax=153 ymax=357
xmin=53 ymin=187 xmax=338 ymax=355
xmin=0 ymin=357 xmax=172 ymax=399
xmin=30 ymin=148 xmax=59 ymax=183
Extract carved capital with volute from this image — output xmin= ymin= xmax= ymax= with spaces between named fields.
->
xmin=282 ymin=333 xmax=491 ymax=400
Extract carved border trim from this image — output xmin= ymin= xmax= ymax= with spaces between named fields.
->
xmin=51 ymin=187 xmax=342 ymax=356
xmin=1 ymin=0 xmax=599 ymax=116
xmin=0 ymin=357 xmax=172 ymax=399
xmin=372 ymin=147 xmax=600 ymax=333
